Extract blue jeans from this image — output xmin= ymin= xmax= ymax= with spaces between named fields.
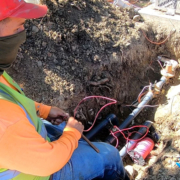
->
xmin=43 ymin=121 xmax=129 ymax=180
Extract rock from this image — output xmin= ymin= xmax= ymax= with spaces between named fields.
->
xmin=148 ymin=156 xmax=157 ymax=165
xmin=42 ymin=42 xmax=47 ymax=47
xmin=62 ymin=60 xmax=66 ymax=65
xmin=175 ymin=144 xmax=179 ymax=148
xmin=165 ymin=158 xmax=172 ymax=164
xmin=52 ymin=32 xmax=58 ymax=40
xmin=53 ymin=59 xmax=58 ymax=64
xmin=125 ymin=43 xmax=131 ymax=47
xmin=178 ymin=58 xmax=180 ymax=64
xmin=133 ymin=15 xmax=141 ymax=22
xmin=37 ymin=61 xmax=42 ymax=67
xmin=93 ymin=54 xmax=100 ymax=62
xmin=32 ymin=26 xmax=39 ymax=33
xmin=125 ymin=165 xmax=135 ymax=178
xmin=72 ymin=45 xmax=76 ymax=51
xmin=56 ymin=66 xmax=61 ymax=70
xmin=171 ymin=161 xmax=176 ymax=167
xmin=71 ymin=66 xmax=75 ymax=70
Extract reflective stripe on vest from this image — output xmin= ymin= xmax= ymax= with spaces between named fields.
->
xmin=0 ymin=170 xmax=20 ymax=180
xmin=19 ymin=104 xmax=48 ymax=139
xmin=0 ymin=89 xmax=48 ymax=179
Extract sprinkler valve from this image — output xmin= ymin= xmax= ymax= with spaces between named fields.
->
xmin=158 ymin=56 xmax=179 ymax=78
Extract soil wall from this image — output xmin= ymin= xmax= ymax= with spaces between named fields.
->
xmin=9 ymin=0 xmax=180 ymax=119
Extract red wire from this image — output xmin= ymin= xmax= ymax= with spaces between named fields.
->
xmin=74 ymin=96 xmax=117 ymax=132
xmin=114 ymin=125 xmax=149 ymax=141
xmin=74 ymin=96 xmax=149 ymax=149
xmin=141 ymin=29 xmax=172 ymax=45
xmin=110 ymin=125 xmax=149 ymax=148
xmin=110 ymin=131 xmax=119 ymax=148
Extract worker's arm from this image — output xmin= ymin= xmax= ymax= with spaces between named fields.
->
xmin=35 ymin=102 xmax=69 ymax=124
xmin=35 ymin=102 xmax=51 ymax=119
xmin=0 ymin=100 xmax=82 ymax=176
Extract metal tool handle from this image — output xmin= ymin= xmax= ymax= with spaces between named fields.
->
xmin=82 ymin=134 xmax=100 ymax=153
xmin=64 ymin=119 xmax=99 ymax=153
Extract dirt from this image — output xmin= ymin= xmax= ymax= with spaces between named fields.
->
xmin=7 ymin=0 xmax=180 ymax=179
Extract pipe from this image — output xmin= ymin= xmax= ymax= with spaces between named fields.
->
xmin=154 ymin=76 xmax=167 ymax=92
xmin=85 ymin=114 xmax=120 ymax=140
xmin=119 ymin=120 xmax=153 ymax=159
xmin=106 ymin=72 xmax=170 ymax=145
xmin=149 ymin=124 xmax=161 ymax=143
xmin=105 ymin=91 xmax=154 ymax=144
xmin=105 ymin=58 xmax=178 ymax=146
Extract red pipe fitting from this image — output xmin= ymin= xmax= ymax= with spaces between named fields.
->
xmin=128 ymin=137 xmax=154 ymax=166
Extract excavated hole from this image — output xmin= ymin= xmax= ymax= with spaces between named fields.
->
xmin=7 ymin=0 xmax=180 ymax=179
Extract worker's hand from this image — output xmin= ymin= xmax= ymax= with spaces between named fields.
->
xmin=66 ymin=117 xmax=84 ymax=134
xmin=47 ymin=106 xmax=69 ymax=125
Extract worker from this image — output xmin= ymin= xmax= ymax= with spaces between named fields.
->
xmin=0 ymin=0 xmax=131 ymax=180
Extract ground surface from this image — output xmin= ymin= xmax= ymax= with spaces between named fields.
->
xmin=7 ymin=0 xmax=180 ymax=179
